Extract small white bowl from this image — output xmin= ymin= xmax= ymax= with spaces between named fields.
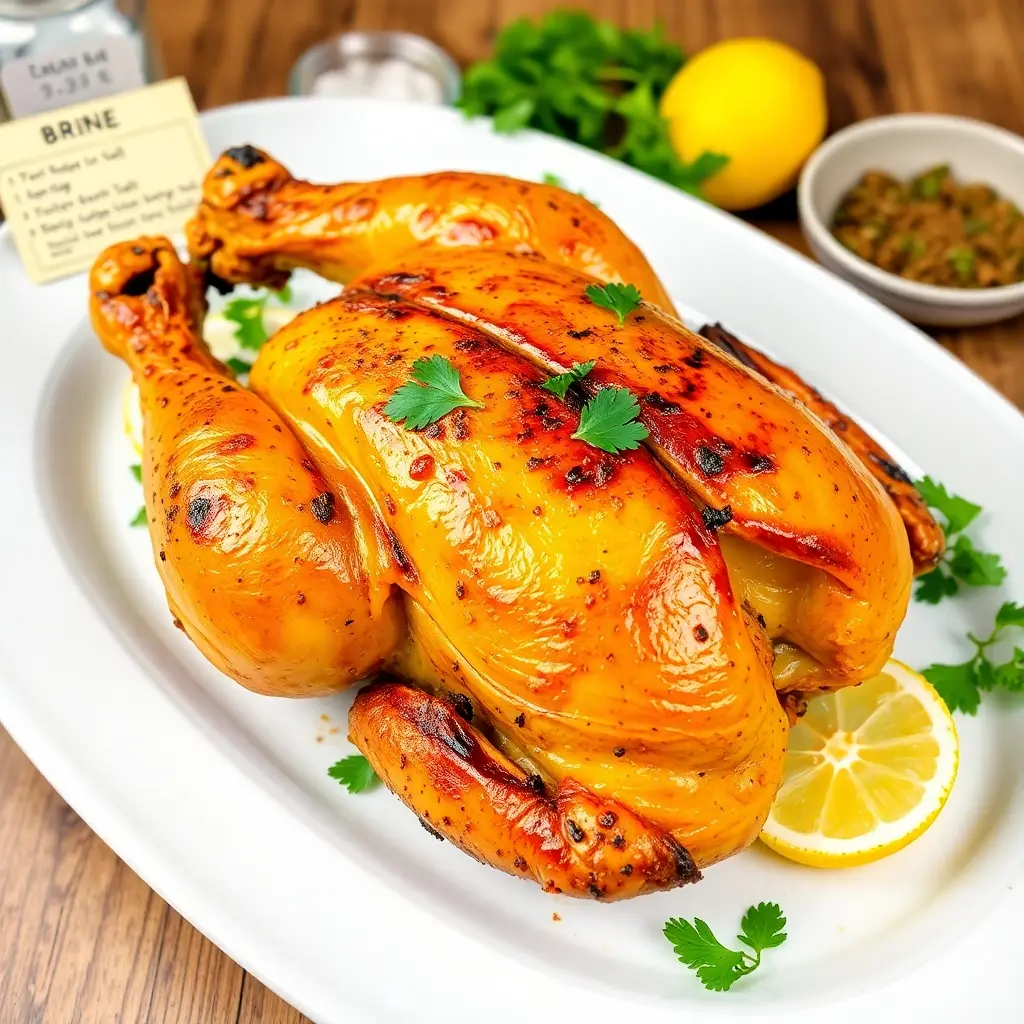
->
xmin=798 ymin=114 xmax=1024 ymax=327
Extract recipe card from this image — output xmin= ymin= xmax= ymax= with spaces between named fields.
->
xmin=0 ymin=77 xmax=209 ymax=284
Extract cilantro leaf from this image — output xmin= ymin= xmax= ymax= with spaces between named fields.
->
xmin=914 ymin=567 xmax=959 ymax=604
xmin=915 ymin=476 xmax=981 ymax=535
xmin=737 ymin=902 xmax=787 ymax=954
xmin=912 ymin=477 xmax=1003 ymax=605
xmin=664 ymin=903 xmax=787 ymax=992
xmin=130 ymin=505 xmax=147 ymax=528
xmin=223 ymin=295 xmax=271 ymax=350
xmin=328 ymin=754 xmax=378 ymax=793
xmin=572 ymin=386 xmax=649 ymax=453
xmin=585 ymin=282 xmax=642 ymax=324
xmin=947 ymin=534 xmax=1007 ymax=588
xmin=384 ymin=355 xmax=484 ymax=431
xmin=541 ymin=360 xmax=596 ymax=400
xmin=221 ymin=285 xmax=293 ymax=352
xmin=995 ymin=601 xmax=1024 ymax=631
xmin=226 ymin=356 xmax=253 ymax=376
xmin=922 ymin=659 xmax=982 ymax=715
xmin=992 ymin=649 xmax=1024 ymax=692
xmin=130 ymin=463 xmax=142 ymax=484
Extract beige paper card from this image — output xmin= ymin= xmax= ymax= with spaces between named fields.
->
xmin=0 ymin=77 xmax=210 ymax=284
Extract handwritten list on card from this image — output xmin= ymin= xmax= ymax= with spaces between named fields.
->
xmin=0 ymin=78 xmax=210 ymax=283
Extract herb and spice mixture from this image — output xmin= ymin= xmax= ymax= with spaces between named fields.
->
xmin=832 ymin=165 xmax=1024 ymax=287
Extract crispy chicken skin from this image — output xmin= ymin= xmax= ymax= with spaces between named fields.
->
xmin=697 ymin=323 xmax=944 ymax=574
xmin=86 ymin=148 xmax=922 ymax=898
xmin=89 ymin=239 xmax=404 ymax=696
xmin=351 ymin=681 xmax=701 ymax=898
xmin=187 ymin=146 xmax=940 ymax=575
xmin=186 ymin=145 xmax=674 ymax=309
xmin=251 ymin=289 xmax=787 ymax=868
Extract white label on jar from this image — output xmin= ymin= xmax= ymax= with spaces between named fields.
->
xmin=1 ymin=36 xmax=145 ymax=119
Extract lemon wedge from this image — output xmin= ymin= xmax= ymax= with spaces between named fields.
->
xmin=761 ymin=660 xmax=958 ymax=867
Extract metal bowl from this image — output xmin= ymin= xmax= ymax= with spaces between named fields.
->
xmin=288 ymin=31 xmax=461 ymax=106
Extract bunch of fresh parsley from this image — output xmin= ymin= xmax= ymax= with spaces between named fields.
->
xmin=664 ymin=902 xmax=787 ymax=991
xmin=457 ymin=10 xmax=728 ymax=198
xmin=914 ymin=477 xmax=1006 ymax=604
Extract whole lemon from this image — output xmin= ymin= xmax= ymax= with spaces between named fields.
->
xmin=660 ymin=38 xmax=827 ymax=210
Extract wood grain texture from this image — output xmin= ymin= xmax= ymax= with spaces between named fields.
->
xmin=2 ymin=1 xmax=1023 ymax=1021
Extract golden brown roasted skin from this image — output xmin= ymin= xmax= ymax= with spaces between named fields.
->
xmin=185 ymin=145 xmax=674 ymax=308
xmin=85 ymin=151 xmax=921 ymax=899
xmin=352 ymin=681 xmax=701 ymax=898
xmin=89 ymin=238 xmax=404 ymax=696
xmin=251 ymin=289 xmax=788 ymax=870
xmin=349 ymin=248 xmax=912 ymax=688
xmin=187 ymin=146 xmax=941 ymax=575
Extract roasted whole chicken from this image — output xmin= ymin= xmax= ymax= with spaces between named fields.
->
xmin=88 ymin=146 xmax=942 ymax=900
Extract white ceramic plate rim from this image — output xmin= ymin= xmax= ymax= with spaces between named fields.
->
xmin=798 ymin=112 xmax=1024 ymax=307
xmin=1 ymin=96 xmax=1023 ymax=1024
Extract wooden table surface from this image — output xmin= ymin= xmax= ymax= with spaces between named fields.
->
xmin=2 ymin=1 xmax=1022 ymax=1021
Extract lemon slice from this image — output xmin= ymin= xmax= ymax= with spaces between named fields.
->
xmin=761 ymin=660 xmax=958 ymax=867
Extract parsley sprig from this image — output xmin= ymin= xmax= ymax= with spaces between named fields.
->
xmin=222 ymin=282 xmax=292 ymax=353
xmin=664 ymin=902 xmax=787 ymax=992
xmin=914 ymin=477 xmax=1006 ymax=604
xmin=384 ymin=355 xmax=484 ymax=430
xmin=457 ymin=11 xmax=728 ymax=198
xmin=585 ymin=282 xmax=642 ymax=324
xmin=541 ymin=360 xmax=596 ymax=400
xmin=922 ymin=602 xmax=1024 ymax=714
xmin=328 ymin=754 xmax=379 ymax=794
xmin=573 ymin=386 xmax=648 ymax=453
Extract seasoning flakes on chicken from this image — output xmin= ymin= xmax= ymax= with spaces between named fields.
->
xmin=87 ymin=146 xmax=938 ymax=900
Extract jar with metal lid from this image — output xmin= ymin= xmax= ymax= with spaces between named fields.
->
xmin=0 ymin=0 xmax=160 ymax=122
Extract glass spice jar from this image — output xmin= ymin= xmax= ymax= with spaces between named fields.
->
xmin=0 ymin=0 xmax=160 ymax=122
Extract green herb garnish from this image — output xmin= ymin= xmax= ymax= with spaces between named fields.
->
xmin=922 ymin=601 xmax=1024 ymax=714
xmin=541 ymin=360 xmax=596 ymax=400
xmin=572 ymin=385 xmax=648 ymax=453
xmin=914 ymin=477 xmax=1006 ymax=604
xmin=457 ymin=11 xmax=727 ymax=199
xmin=226 ymin=356 xmax=253 ymax=376
xmin=585 ymin=282 xmax=642 ymax=324
xmin=328 ymin=754 xmax=379 ymax=793
xmin=130 ymin=463 xmax=142 ymax=483
xmin=384 ymin=355 xmax=484 ymax=430
xmin=130 ymin=506 xmax=147 ymax=527
xmin=222 ymin=283 xmax=292 ymax=351
xmin=663 ymin=902 xmax=787 ymax=992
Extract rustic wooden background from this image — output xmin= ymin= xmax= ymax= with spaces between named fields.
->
xmin=2 ymin=1 xmax=1023 ymax=1021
